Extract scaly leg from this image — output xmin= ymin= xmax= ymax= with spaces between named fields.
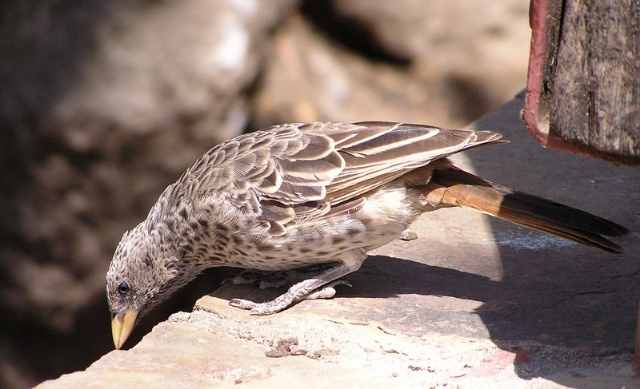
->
xmin=229 ymin=249 xmax=365 ymax=315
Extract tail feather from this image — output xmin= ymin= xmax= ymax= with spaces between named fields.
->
xmin=422 ymin=165 xmax=629 ymax=253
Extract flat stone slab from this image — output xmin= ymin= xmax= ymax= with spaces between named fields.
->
xmin=36 ymin=95 xmax=640 ymax=388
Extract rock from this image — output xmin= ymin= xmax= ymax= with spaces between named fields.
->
xmin=32 ymin=297 xmax=555 ymax=389
xmin=297 ymin=0 xmax=531 ymax=123
xmin=34 ymin=292 xmax=638 ymax=389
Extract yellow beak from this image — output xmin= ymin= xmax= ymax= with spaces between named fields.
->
xmin=111 ymin=309 xmax=139 ymax=349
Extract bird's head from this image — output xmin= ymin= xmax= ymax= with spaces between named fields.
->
xmin=106 ymin=222 xmax=183 ymax=349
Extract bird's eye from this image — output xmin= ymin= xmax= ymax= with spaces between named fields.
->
xmin=117 ymin=281 xmax=130 ymax=295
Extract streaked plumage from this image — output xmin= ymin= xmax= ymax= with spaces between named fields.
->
xmin=107 ymin=121 xmax=628 ymax=349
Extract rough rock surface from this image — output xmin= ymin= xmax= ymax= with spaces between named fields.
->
xmin=35 ymin=305 xmax=636 ymax=389
xmin=36 ymin=97 xmax=640 ymax=388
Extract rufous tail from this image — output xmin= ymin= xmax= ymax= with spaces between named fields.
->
xmin=421 ymin=165 xmax=629 ymax=253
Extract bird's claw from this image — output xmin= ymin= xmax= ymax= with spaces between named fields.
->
xmin=399 ymin=229 xmax=418 ymax=241
xmin=228 ymin=298 xmax=262 ymax=311
xmin=229 ymin=296 xmax=292 ymax=315
xmin=229 ymin=279 xmax=352 ymax=315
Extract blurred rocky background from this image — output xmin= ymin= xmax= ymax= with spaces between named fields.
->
xmin=0 ymin=0 xmax=529 ymax=387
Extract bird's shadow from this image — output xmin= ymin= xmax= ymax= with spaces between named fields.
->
xmin=344 ymin=253 xmax=638 ymax=352
xmin=215 ymin=248 xmax=638 ymax=359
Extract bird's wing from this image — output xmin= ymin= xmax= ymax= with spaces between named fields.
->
xmin=173 ymin=122 xmax=503 ymax=227
xmin=314 ymin=121 xmax=503 ymax=204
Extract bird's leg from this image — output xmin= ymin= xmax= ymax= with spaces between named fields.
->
xmin=306 ymin=280 xmax=352 ymax=299
xmin=229 ymin=262 xmax=357 ymax=315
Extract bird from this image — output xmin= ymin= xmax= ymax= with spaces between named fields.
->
xmin=106 ymin=121 xmax=628 ymax=349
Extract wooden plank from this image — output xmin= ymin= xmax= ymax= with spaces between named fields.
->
xmin=524 ymin=0 xmax=640 ymax=166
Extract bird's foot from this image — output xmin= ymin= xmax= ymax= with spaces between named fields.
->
xmin=400 ymin=229 xmax=418 ymax=241
xmin=229 ymin=279 xmax=351 ymax=315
